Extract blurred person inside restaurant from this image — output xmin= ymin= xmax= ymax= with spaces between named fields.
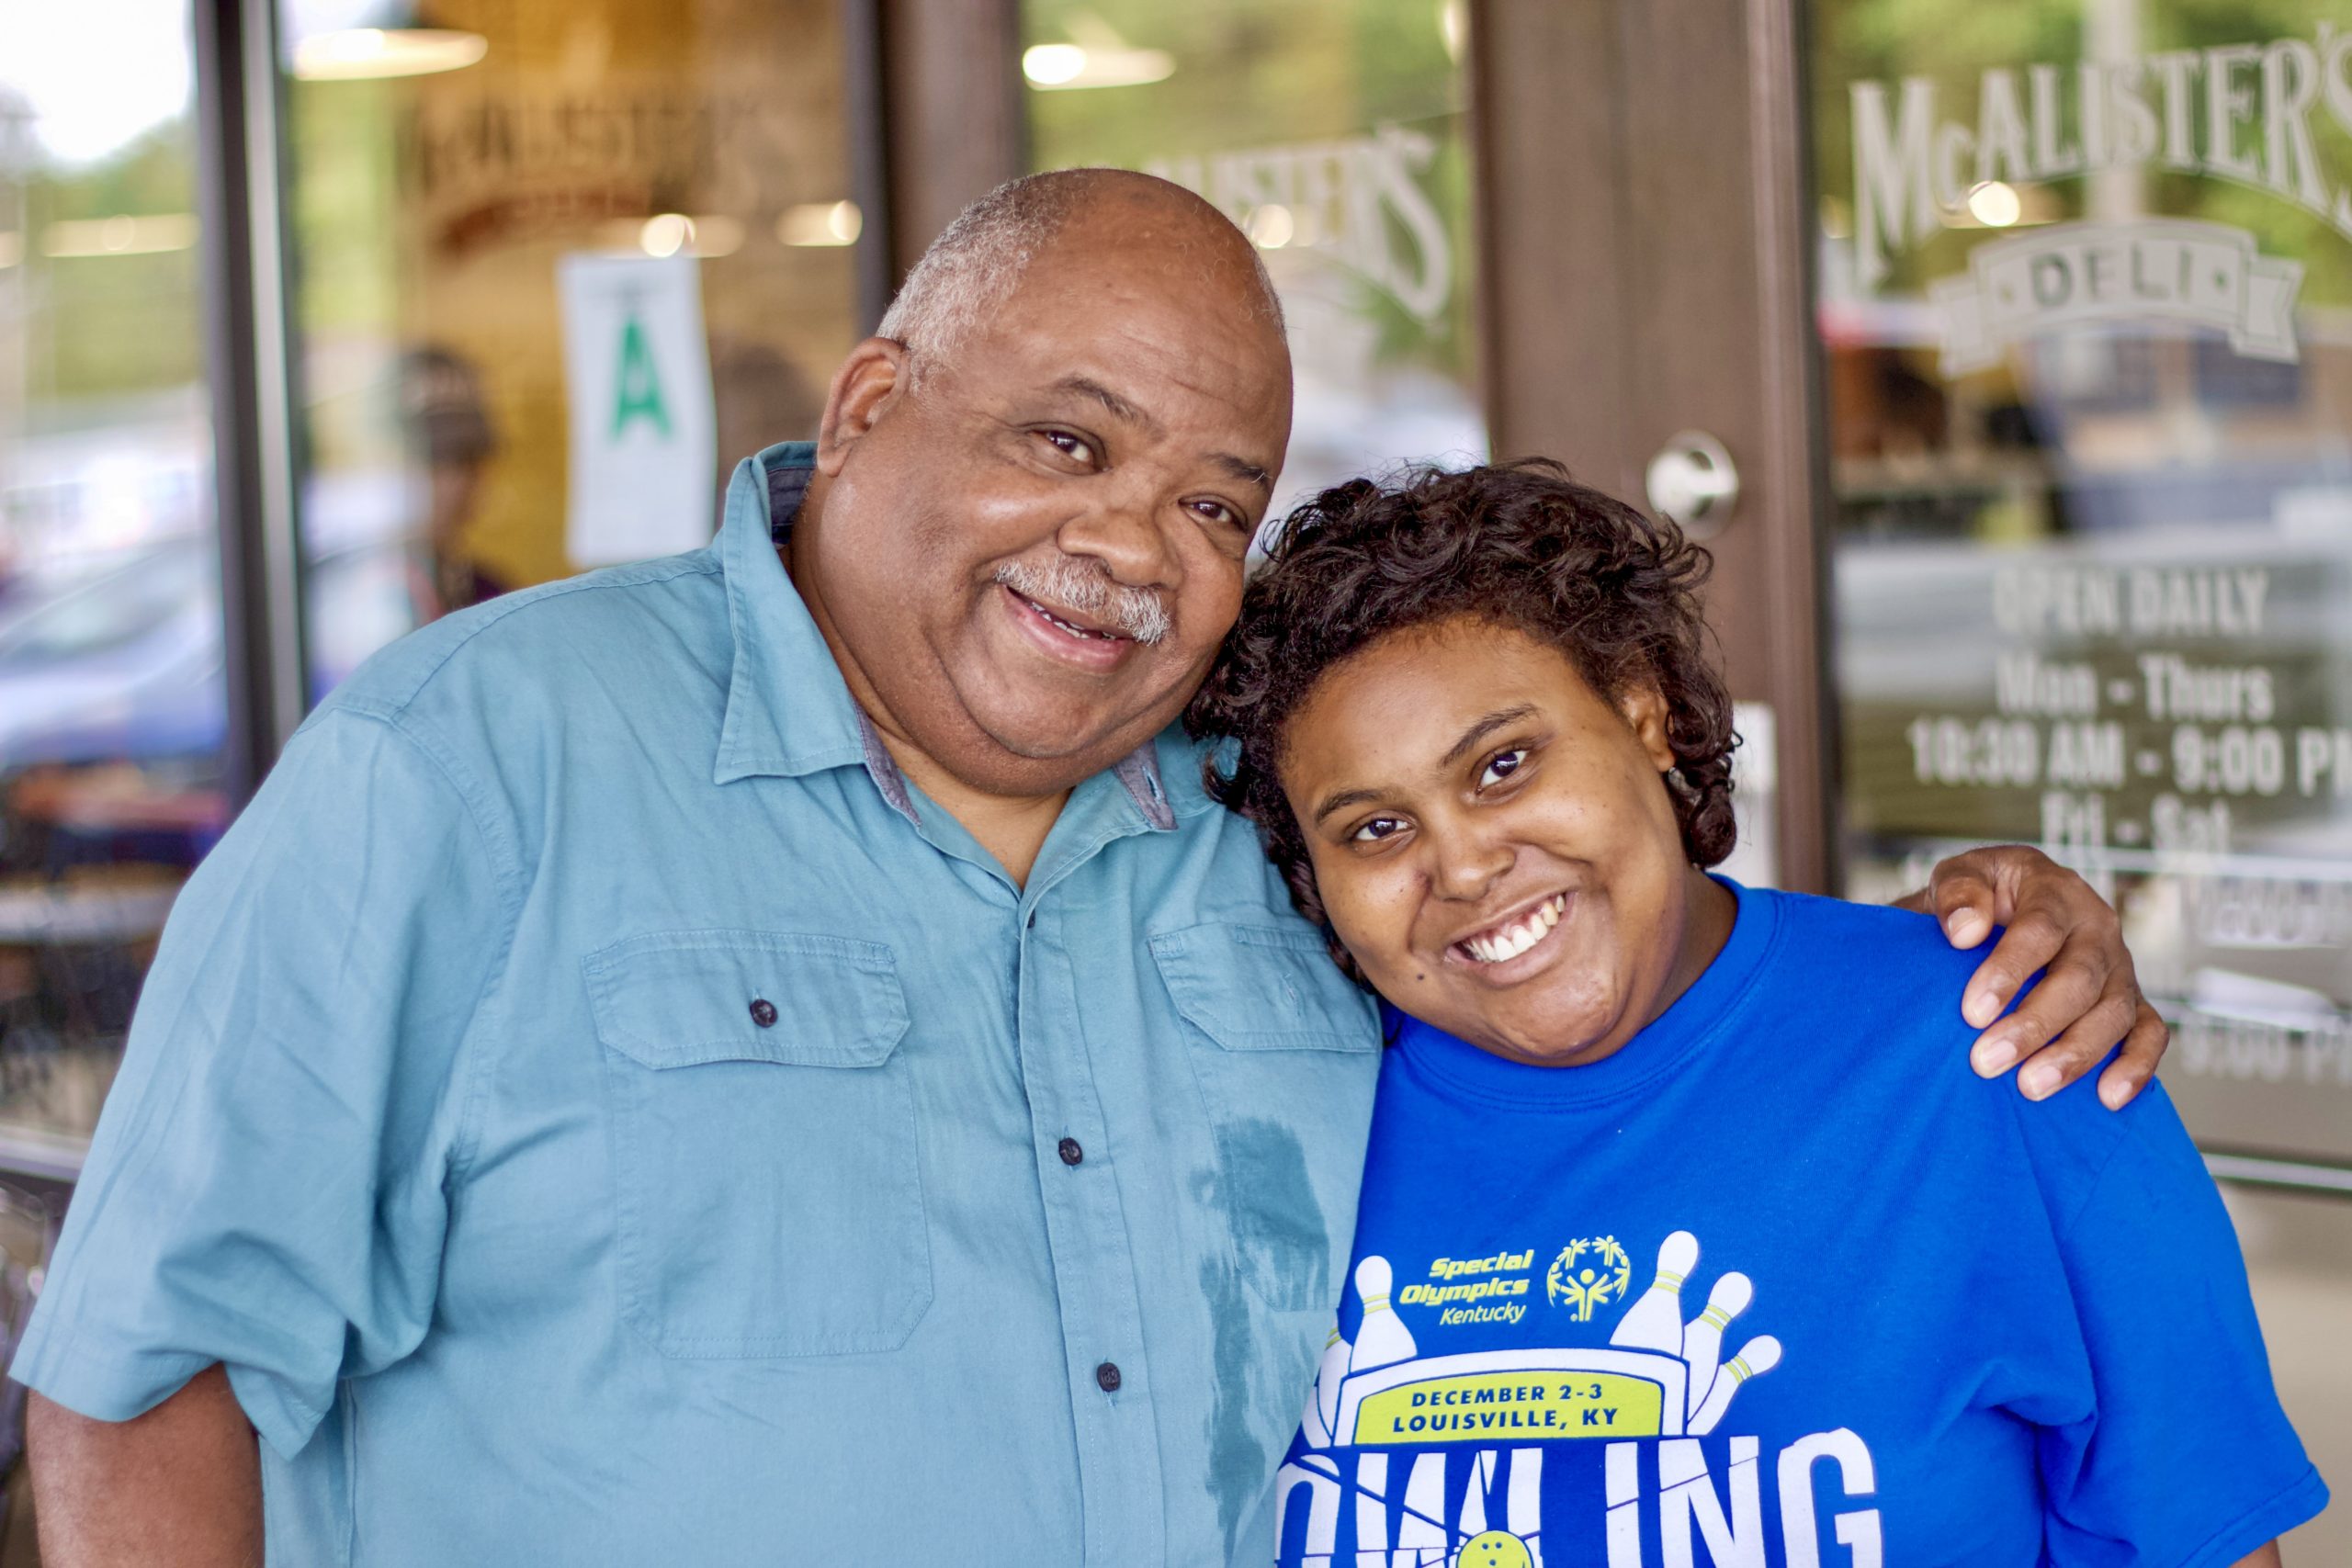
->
xmin=397 ymin=344 xmax=505 ymax=620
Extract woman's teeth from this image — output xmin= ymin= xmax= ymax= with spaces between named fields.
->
xmin=1461 ymin=895 xmax=1566 ymax=964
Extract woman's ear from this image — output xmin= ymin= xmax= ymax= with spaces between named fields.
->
xmin=1617 ymin=683 xmax=1679 ymax=773
xmin=814 ymin=337 xmax=910 ymax=478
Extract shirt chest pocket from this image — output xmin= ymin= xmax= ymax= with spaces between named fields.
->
xmin=586 ymin=930 xmax=933 ymax=1359
xmin=1151 ymin=921 xmax=1381 ymax=1314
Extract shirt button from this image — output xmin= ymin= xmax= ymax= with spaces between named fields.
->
xmin=1057 ymin=1137 xmax=1084 ymax=1167
xmin=1095 ymin=1361 xmax=1122 ymax=1393
xmin=749 ymin=998 xmax=778 ymax=1028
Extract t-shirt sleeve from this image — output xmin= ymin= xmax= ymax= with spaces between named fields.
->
xmin=2030 ymin=1080 xmax=2328 ymax=1565
xmin=9 ymin=705 xmax=516 ymax=1459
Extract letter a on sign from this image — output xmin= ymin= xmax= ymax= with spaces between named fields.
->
xmin=611 ymin=317 xmax=673 ymax=439
xmin=559 ymin=252 xmax=716 ymax=566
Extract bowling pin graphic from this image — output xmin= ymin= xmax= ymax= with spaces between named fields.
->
xmin=1609 ymin=1230 xmax=1699 ymax=1355
xmin=1347 ymin=1256 xmax=1418 ymax=1374
xmin=1690 ymin=1335 xmax=1781 ymax=1434
xmin=1678 ymin=1271 xmax=1753 ymax=1422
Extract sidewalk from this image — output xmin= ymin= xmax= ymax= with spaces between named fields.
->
xmin=2230 ymin=1184 xmax=2348 ymax=1561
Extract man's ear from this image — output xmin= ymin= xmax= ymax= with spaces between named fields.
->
xmin=815 ymin=337 xmax=910 ymax=478
xmin=1617 ymin=683 xmax=1679 ymax=773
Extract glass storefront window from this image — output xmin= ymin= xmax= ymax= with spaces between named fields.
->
xmin=1020 ymin=0 xmax=1484 ymax=525
xmin=0 ymin=0 xmax=221 ymax=1176
xmin=278 ymin=0 xmax=864 ymax=694
xmin=1813 ymin=0 xmax=2352 ymax=1166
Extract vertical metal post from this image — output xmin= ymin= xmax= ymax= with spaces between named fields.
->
xmin=191 ymin=0 xmax=306 ymax=806
xmin=842 ymin=0 xmax=897 ymax=335
xmin=876 ymin=0 xmax=1024 ymax=285
xmin=1746 ymin=0 xmax=1836 ymax=892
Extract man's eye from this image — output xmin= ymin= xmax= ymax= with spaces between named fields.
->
xmin=1351 ymin=817 xmax=1408 ymax=843
xmin=1190 ymin=498 xmax=1246 ymax=532
xmin=1479 ymin=749 xmax=1528 ymax=788
xmin=1039 ymin=429 xmax=1098 ymax=465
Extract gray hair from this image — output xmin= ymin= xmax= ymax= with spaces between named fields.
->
xmin=877 ymin=168 xmax=1284 ymax=384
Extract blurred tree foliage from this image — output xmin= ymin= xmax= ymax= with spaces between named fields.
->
xmin=19 ymin=123 xmax=200 ymax=406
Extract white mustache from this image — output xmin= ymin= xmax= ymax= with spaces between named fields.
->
xmin=994 ymin=558 xmax=1171 ymax=646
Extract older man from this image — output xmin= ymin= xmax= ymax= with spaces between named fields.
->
xmin=19 ymin=171 xmax=2160 ymax=1564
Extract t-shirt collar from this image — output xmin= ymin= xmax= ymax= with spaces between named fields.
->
xmin=1393 ymin=875 xmax=1782 ymax=1108
xmin=711 ymin=440 xmax=1175 ymax=833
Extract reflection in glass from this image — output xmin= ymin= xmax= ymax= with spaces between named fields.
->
xmin=279 ymin=0 xmax=858 ymax=694
xmin=0 ymin=0 xmax=221 ymax=1172
xmin=1021 ymin=0 xmax=1485 ymax=527
xmin=1813 ymin=0 xmax=2352 ymax=1167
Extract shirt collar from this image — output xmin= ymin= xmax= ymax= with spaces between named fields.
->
xmin=711 ymin=441 xmax=1175 ymax=833
xmin=712 ymin=442 xmax=875 ymax=789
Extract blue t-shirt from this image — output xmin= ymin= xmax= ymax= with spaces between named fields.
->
xmin=1260 ymin=882 xmax=2324 ymax=1567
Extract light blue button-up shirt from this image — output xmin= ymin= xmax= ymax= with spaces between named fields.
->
xmin=16 ymin=444 xmax=1382 ymax=1564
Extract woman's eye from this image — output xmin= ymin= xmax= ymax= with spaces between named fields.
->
xmin=1479 ymin=748 xmax=1528 ymax=788
xmin=1351 ymin=817 xmax=1407 ymax=843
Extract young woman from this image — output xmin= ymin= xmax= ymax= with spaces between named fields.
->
xmin=1188 ymin=463 xmax=2324 ymax=1567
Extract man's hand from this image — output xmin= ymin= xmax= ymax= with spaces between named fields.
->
xmin=28 ymin=1365 xmax=262 ymax=1567
xmin=1901 ymin=844 xmax=2167 ymax=1110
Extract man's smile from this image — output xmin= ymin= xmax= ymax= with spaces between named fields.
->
xmin=1001 ymin=581 xmax=1143 ymax=672
xmin=1009 ymin=583 xmax=1125 ymax=639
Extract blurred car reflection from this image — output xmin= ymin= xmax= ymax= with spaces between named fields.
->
xmin=0 ymin=540 xmax=223 ymax=772
xmin=0 ymin=533 xmax=415 ymax=772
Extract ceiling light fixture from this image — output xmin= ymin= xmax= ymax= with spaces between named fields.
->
xmin=1963 ymin=180 xmax=2023 ymax=229
xmin=293 ymin=28 xmax=488 ymax=81
xmin=1020 ymin=23 xmax=1173 ymax=92
xmin=41 ymin=214 xmax=199 ymax=258
xmin=777 ymin=200 xmax=863 ymax=248
xmin=1245 ymin=204 xmax=1295 ymax=249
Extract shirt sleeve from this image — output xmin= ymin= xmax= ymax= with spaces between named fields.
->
xmin=2030 ymin=1079 xmax=2329 ymax=1565
xmin=10 ymin=705 xmax=517 ymax=1459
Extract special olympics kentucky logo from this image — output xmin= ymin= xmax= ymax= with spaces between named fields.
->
xmin=1545 ymin=1236 xmax=1632 ymax=1320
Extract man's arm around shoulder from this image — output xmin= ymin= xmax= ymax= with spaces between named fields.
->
xmin=29 ymin=1366 xmax=260 ymax=1567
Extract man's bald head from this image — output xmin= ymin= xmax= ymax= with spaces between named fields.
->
xmin=878 ymin=168 xmax=1285 ymax=383
xmin=794 ymin=164 xmax=1295 ymax=814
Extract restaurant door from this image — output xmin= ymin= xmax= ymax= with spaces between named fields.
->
xmin=1475 ymin=0 xmax=2351 ymax=1550
xmin=1481 ymin=0 xmax=2352 ymax=1179
xmin=1473 ymin=0 xmax=1829 ymax=896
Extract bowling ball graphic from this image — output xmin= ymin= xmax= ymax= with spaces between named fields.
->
xmin=1459 ymin=1530 xmax=1533 ymax=1568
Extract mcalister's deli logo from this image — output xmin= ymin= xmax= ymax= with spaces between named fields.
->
xmin=1847 ymin=29 xmax=2351 ymax=367
xmin=1929 ymin=219 xmax=2302 ymax=373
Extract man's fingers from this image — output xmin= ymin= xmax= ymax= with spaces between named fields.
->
xmin=2096 ymin=1003 xmax=2170 ymax=1110
xmin=1961 ymin=907 xmax=2072 ymax=1030
xmin=2006 ymin=989 xmax=2141 ymax=1100
xmin=1967 ymin=938 xmax=2103 ymax=1077
xmin=1932 ymin=842 xmax=2152 ymax=1104
xmin=1928 ymin=861 xmax=1999 ymax=950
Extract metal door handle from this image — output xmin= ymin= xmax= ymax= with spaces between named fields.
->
xmin=1645 ymin=431 xmax=1739 ymax=538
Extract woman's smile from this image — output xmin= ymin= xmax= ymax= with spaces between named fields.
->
xmin=1443 ymin=890 xmax=1570 ymax=975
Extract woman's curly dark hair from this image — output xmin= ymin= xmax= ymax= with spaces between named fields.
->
xmin=1184 ymin=459 xmax=1738 ymax=980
